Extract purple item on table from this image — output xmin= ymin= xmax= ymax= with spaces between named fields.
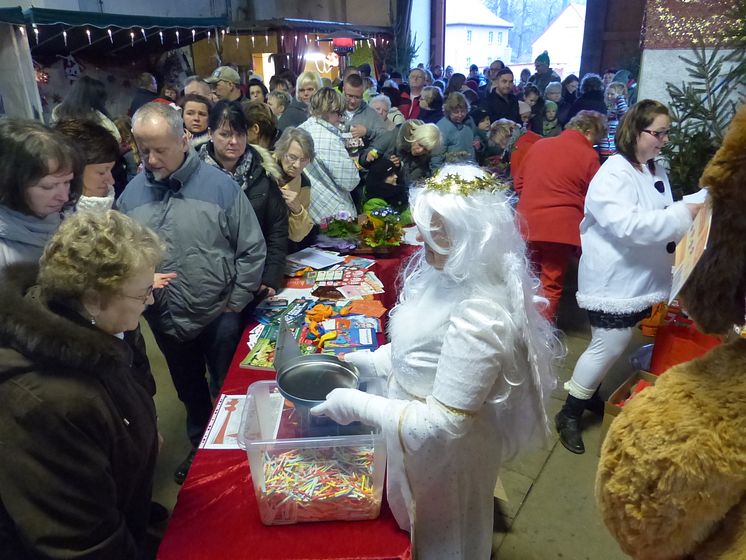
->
xmin=313 ymin=235 xmax=358 ymax=252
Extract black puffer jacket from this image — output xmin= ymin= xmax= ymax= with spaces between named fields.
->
xmin=200 ymin=143 xmax=289 ymax=291
xmin=565 ymin=90 xmax=608 ymax=123
xmin=0 ymin=264 xmax=158 ymax=560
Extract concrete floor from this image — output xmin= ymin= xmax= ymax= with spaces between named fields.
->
xmin=145 ymin=262 xmax=646 ymax=559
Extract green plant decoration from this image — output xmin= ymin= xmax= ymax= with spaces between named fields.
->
xmin=378 ymin=32 xmax=420 ymax=75
xmin=663 ymin=38 xmax=746 ymax=197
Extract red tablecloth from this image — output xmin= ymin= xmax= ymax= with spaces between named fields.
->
xmin=157 ymin=252 xmax=415 ymax=560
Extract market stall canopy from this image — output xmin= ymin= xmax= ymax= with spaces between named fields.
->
xmin=232 ymin=17 xmax=390 ymax=35
xmin=0 ymin=7 xmax=228 ymax=62
xmin=0 ymin=7 xmax=25 ymax=25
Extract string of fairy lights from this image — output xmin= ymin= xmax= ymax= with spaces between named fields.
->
xmin=20 ymin=24 xmax=391 ymax=50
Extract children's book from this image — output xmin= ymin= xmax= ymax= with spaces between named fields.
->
xmin=240 ymin=323 xmax=279 ymax=370
xmin=324 ymin=327 xmax=378 ymax=350
xmin=321 ymin=314 xmax=382 ymax=333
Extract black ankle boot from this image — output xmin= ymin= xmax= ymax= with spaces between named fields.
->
xmin=585 ymin=388 xmax=605 ymax=417
xmin=174 ymin=448 xmax=197 ymax=485
xmin=555 ymin=395 xmax=587 ymax=454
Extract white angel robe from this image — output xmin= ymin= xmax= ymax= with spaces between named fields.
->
xmin=351 ymin=278 xmax=527 ymax=559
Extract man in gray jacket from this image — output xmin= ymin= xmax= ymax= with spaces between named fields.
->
xmin=118 ymin=103 xmax=266 ymax=483
xmin=342 ymin=73 xmax=387 ymax=154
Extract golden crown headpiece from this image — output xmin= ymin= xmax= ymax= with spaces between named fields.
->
xmin=422 ymin=172 xmax=510 ymax=196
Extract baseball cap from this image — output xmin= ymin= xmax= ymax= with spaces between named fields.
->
xmin=205 ymin=66 xmax=240 ymax=85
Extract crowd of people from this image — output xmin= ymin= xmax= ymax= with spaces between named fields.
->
xmin=0 ymin=48 xmax=700 ymax=560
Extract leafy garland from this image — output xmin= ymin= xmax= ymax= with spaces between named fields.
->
xmin=422 ymin=173 xmax=511 ymax=196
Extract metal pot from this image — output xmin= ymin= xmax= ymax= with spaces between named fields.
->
xmin=275 ymin=353 xmax=360 ymax=408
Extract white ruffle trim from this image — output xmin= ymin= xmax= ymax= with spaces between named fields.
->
xmin=575 ymin=291 xmax=667 ymax=314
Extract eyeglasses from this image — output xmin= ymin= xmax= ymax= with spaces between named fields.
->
xmin=643 ymin=129 xmax=670 ymax=140
xmin=284 ymin=153 xmax=310 ymax=166
xmin=654 ymin=180 xmax=665 ymax=193
xmin=121 ymin=285 xmax=154 ymax=304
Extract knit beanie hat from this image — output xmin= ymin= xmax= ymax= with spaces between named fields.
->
xmin=518 ymin=100 xmax=532 ymax=116
xmin=535 ymin=51 xmax=550 ymax=66
xmin=544 ymin=100 xmax=558 ymax=113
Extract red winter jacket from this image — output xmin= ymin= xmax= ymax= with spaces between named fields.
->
xmin=515 ymin=129 xmax=600 ymax=247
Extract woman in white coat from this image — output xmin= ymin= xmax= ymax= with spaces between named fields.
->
xmin=555 ymin=100 xmax=702 ymax=454
xmin=312 ymin=164 xmax=557 ymax=559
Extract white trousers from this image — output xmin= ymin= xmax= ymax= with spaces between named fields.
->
xmin=565 ymin=326 xmax=634 ymax=400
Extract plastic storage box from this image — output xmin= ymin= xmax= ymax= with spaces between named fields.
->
xmin=238 ymin=380 xmax=387 ymax=525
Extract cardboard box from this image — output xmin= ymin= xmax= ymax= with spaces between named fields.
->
xmin=599 ymin=370 xmax=659 ymax=450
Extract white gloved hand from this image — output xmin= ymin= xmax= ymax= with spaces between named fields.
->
xmin=310 ymin=388 xmax=388 ymax=427
xmin=343 ymin=345 xmax=392 ymax=379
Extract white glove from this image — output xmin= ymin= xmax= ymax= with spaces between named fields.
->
xmin=343 ymin=345 xmax=392 ymax=379
xmin=310 ymin=388 xmax=389 ymax=427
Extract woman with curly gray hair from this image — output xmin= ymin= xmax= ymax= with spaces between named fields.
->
xmin=0 ymin=210 xmax=164 ymax=559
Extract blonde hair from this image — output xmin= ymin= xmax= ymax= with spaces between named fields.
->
xmin=605 ymin=81 xmax=627 ymax=99
xmin=295 ymin=71 xmax=323 ymax=99
xmin=443 ymin=92 xmax=469 ymax=117
xmin=39 ymin=210 xmax=163 ymax=302
xmin=489 ymin=118 xmax=516 ymax=144
xmin=308 ymin=87 xmax=345 ymax=117
xmin=405 ymin=121 xmax=442 ymax=152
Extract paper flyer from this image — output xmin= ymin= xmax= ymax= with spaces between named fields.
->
xmin=669 ymin=203 xmax=713 ymax=304
xmin=286 ymin=248 xmax=345 ymax=270
xmin=199 ymin=394 xmax=247 ymax=449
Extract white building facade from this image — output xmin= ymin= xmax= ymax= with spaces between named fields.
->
xmin=445 ymin=0 xmax=512 ymax=74
xmin=530 ymin=3 xmax=586 ymax=80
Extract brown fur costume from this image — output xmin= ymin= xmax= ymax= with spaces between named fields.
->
xmin=680 ymin=104 xmax=746 ymax=335
xmin=596 ymin=102 xmax=746 ymax=559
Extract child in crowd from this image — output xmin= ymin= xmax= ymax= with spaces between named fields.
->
xmin=519 ymin=100 xmax=533 ymax=129
xmin=434 ymin=92 xmax=477 ymax=167
xmin=363 ymin=157 xmax=408 ymax=214
xmin=542 ymin=100 xmax=561 ymax=137
xmin=484 ymin=118 xmax=517 ymax=175
xmin=418 ymin=86 xmax=444 ymax=124
xmin=114 ymin=116 xmax=140 ymax=185
xmin=599 ymin=81 xmax=628 ymax=161
xmin=470 ymin=108 xmax=491 ymax=164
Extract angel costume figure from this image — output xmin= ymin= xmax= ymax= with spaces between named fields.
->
xmin=312 ymin=164 xmax=557 ymax=559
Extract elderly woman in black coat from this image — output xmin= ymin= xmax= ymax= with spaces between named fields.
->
xmin=0 ymin=210 xmax=163 ymax=559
